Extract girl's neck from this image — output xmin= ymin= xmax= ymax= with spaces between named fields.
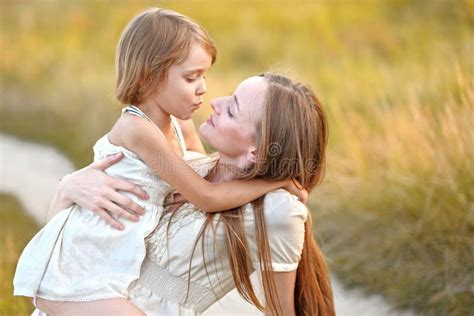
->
xmin=136 ymin=102 xmax=172 ymax=132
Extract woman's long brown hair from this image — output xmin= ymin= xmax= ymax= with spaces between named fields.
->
xmin=189 ymin=74 xmax=334 ymax=315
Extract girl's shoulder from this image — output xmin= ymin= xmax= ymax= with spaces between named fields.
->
xmin=93 ymin=114 xmax=156 ymax=162
xmin=108 ymin=113 xmax=150 ymax=148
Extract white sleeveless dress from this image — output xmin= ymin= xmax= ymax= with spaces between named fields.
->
xmin=13 ymin=106 xmax=203 ymax=302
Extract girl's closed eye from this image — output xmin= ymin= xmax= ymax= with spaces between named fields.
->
xmin=186 ymin=75 xmax=206 ymax=83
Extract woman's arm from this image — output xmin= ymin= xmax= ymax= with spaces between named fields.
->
xmin=47 ymin=152 xmax=149 ymax=230
xmin=176 ymin=118 xmax=206 ymax=154
xmin=118 ymin=116 xmax=298 ymax=213
xmin=265 ymin=271 xmax=297 ymax=316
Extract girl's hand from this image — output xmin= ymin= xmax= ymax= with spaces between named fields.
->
xmin=61 ymin=152 xmax=149 ymax=230
xmin=165 ymin=193 xmax=187 ymax=213
xmin=283 ymin=179 xmax=308 ymax=204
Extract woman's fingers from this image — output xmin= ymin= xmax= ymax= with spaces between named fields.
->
xmin=90 ymin=152 xmax=124 ymax=171
xmin=107 ymin=189 xmax=145 ymax=216
xmin=63 ymin=153 xmax=149 ymax=219
xmin=112 ymin=178 xmax=150 ymax=201
xmin=102 ymin=199 xmax=140 ymax=223
xmin=94 ymin=208 xmax=124 ymax=230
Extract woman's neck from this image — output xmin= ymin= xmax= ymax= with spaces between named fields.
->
xmin=210 ymin=156 xmax=245 ymax=183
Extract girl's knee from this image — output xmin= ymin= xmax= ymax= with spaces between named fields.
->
xmin=35 ymin=297 xmax=145 ymax=316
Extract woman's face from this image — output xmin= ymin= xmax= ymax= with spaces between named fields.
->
xmin=199 ymin=76 xmax=268 ymax=164
xmin=146 ymin=43 xmax=213 ymax=120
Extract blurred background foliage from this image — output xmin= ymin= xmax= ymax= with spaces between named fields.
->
xmin=1 ymin=0 xmax=473 ymax=315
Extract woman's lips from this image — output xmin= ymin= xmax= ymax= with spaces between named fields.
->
xmin=207 ymin=116 xmax=215 ymax=127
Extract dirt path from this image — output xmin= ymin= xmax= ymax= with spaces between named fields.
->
xmin=0 ymin=133 xmax=399 ymax=315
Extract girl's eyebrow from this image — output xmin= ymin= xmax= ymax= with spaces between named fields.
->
xmin=184 ymin=68 xmax=205 ymax=75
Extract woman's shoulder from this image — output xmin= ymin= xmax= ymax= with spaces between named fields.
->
xmin=245 ymin=189 xmax=308 ymax=228
xmin=264 ymin=189 xmax=308 ymax=215
xmin=245 ymin=189 xmax=308 ymax=271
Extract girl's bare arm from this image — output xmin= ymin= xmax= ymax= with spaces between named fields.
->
xmin=118 ymin=115 xmax=292 ymax=213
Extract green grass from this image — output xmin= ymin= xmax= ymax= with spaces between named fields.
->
xmin=0 ymin=194 xmax=37 ymax=315
xmin=1 ymin=0 xmax=473 ymax=314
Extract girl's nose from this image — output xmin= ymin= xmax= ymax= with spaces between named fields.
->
xmin=196 ymin=78 xmax=207 ymax=96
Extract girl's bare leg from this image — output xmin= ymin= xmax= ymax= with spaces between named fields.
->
xmin=36 ymin=297 xmax=145 ymax=316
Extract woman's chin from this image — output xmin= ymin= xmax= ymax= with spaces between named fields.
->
xmin=198 ymin=124 xmax=211 ymax=143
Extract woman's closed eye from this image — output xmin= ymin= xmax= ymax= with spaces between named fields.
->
xmin=227 ymin=105 xmax=234 ymax=118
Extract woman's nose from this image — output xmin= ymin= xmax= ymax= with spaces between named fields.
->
xmin=210 ymin=98 xmax=222 ymax=114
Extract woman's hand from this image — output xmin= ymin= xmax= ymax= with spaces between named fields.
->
xmin=59 ymin=152 xmax=149 ymax=230
xmin=283 ymin=179 xmax=308 ymax=204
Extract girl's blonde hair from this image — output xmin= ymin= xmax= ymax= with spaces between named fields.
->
xmin=192 ymin=74 xmax=334 ymax=315
xmin=115 ymin=8 xmax=217 ymax=105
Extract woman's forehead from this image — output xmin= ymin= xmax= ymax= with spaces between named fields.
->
xmin=235 ymin=76 xmax=267 ymax=110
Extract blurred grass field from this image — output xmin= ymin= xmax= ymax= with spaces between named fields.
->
xmin=1 ymin=0 xmax=473 ymax=315
xmin=0 ymin=194 xmax=38 ymax=314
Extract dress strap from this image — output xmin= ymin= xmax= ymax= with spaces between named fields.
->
xmin=122 ymin=106 xmax=187 ymax=155
xmin=170 ymin=116 xmax=187 ymax=155
xmin=121 ymin=105 xmax=153 ymax=123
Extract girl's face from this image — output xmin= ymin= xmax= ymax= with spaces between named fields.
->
xmin=199 ymin=76 xmax=268 ymax=165
xmin=147 ymin=43 xmax=213 ymax=120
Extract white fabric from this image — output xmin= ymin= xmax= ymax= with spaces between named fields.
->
xmin=13 ymin=121 xmax=196 ymax=302
xmin=128 ymin=155 xmax=308 ymax=315
xmin=14 ymin=117 xmax=307 ymax=314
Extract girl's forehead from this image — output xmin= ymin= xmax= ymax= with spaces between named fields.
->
xmin=179 ymin=44 xmax=213 ymax=70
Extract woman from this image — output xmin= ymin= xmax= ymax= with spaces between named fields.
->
xmin=38 ymin=74 xmax=334 ymax=316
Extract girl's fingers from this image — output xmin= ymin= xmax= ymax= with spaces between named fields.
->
xmin=94 ymin=209 xmax=124 ymax=230
xmin=299 ymin=189 xmax=309 ymax=204
xmin=285 ymin=179 xmax=309 ymax=204
xmin=102 ymin=200 xmax=140 ymax=223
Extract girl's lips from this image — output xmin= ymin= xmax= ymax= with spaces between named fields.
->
xmin=207 ymin=116 xmax=215 ymax=127
xmin=191 ymin=101 xmax=203 ymax=111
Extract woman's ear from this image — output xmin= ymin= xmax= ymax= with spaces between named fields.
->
xmin=246 ymin=147 xmax=258 ymax=163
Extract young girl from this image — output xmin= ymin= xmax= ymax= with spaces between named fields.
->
xmin=13 ymin=8 xmax=301 ymax=306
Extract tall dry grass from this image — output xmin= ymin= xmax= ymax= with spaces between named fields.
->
xmin=312 ymin=64 xmax=473 ymax=314
xmin=0 ymin=0 xmax=473 ymax=314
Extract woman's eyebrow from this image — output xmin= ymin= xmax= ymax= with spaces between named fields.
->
xmin=233 ymin=94 xmax=240 ymax=112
